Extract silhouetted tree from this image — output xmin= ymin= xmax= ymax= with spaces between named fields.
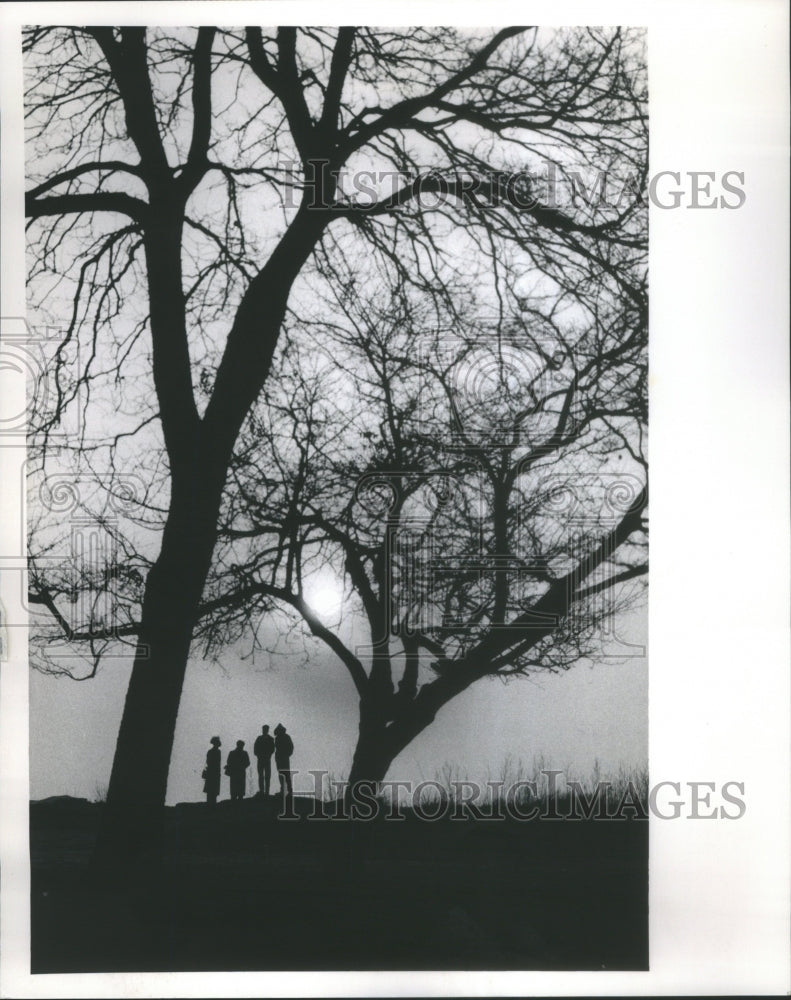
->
xmin=195 ymin=249 xmax=647 ymax=788
xmin=24 ymin=26 xmax=646 ymax=854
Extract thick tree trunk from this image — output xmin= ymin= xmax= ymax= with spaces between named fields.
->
xmin=345 ymin=660 xmax=492 ymax=796
xmin=346 ymin=688 xmax=435 ymax=792
xmin=347 ymin=706 xmax=396 ymax=789
xmin=92 ymin=475 xmax=221 ymax=869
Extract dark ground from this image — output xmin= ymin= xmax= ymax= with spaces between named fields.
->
xmin=30 ymin=795 xmax=648 ymax=973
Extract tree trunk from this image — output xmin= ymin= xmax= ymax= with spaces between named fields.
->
xmin=347 ymin=707 xmax=396 ymax=790
xmin=91 ymin=474 xmax=221 ymax=870
xmin=90 ymin=205 xmax=329 ymax=871
xmin=346 ymin=688 xmax=435 ymax=792
xmin=345 ymin=661 xmax=491 ymax=797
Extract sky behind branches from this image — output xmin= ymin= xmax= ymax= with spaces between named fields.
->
xmin=31 ymin=605 xmax=646 ymax=804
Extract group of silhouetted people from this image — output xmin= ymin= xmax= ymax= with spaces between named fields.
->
xmin=202 ymin=724 xmax=294 ymax=805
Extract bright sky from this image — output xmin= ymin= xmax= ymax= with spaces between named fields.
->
xmin=30 ymin=604 xmax=646 ymax=804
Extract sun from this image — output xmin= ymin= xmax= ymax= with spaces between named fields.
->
xmin=304 ymin=572 xmax=344 ymax=619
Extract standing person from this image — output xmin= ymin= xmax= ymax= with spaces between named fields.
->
xmin=273 ymin=723 xmax=294 ymax=800
xmin=225 ymin=740 xmax=250 ymax=801
xmin=203 ymin=736 xmax=222 ymax=806
xmin=253 ymin=725 xmax=275 ymax=797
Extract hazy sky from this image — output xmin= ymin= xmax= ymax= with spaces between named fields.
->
xmin=22 ymin=25 xmax=648 ymax=807
xmin=30 ymin=607 xmax=646 ymax=805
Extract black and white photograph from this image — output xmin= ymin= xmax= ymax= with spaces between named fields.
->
xmin=0 ymin=1 xmax=788 ymax=997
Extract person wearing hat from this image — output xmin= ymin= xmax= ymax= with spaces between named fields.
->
xmin=225 ymin=739 xmax=251 ymax=801
xmin=273 ymin=723 xmax=294 ymax=800
xmin=203 ymin=736 xmax=222 ymax=806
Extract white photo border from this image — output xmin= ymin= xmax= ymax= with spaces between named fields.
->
xmin=1 ymin=1 xmax=789 ymax=996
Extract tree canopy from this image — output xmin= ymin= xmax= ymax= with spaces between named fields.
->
xmin=23 ymin=26 xmax=647 ymax=831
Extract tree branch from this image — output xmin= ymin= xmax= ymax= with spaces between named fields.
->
xmin=28 ymin=587 xmax=140 ymax=642
xmin=194 ymin=578 xmax=368 ymax=697
xmin=341 ymin=27 xmax=529 ymax=156
xmin=571 ymin=563 xmax=648 ymax=603
xmin=182 ymin=27 xmax=217 ymax=191
xmin=26 ymin=191 xmax=148 ymax=223
xmin=26 ymin=161 xmax=144 ymax=199
xmin=318 ymin=27 xmax=356 ymax=138
xmin=87 ymin=28 xmax=170 ymax=177
xmin=245 ymin=27 xmax=315 ymax=161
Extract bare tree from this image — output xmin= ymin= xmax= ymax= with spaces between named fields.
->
xmin=24 ymin=26 xmax=647 ymax=855
xmin=194 ymin=250 xmax=647 ymax=789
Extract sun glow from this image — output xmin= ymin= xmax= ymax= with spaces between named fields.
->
xmin=304 ymin=572 xmax=345 ymax=620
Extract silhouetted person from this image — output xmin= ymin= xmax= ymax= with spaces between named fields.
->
xmin=225 ymin=740 xmax=250 ymax=801
xmin=253 ymin=724 xmax=275 ymax=796
xmin=203 ymin=736 xmax=222 ymax=806
xmin=274 ymin=723 xmax=294 ymax=799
